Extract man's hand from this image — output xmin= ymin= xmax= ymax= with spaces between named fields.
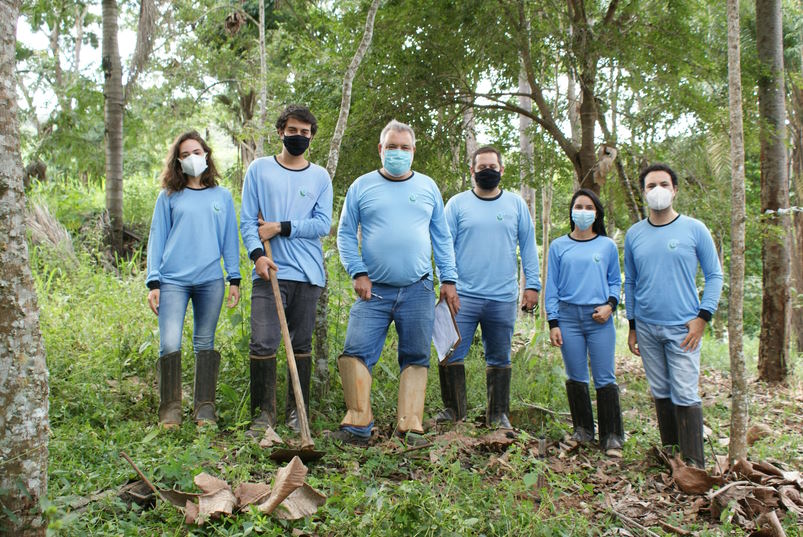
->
xmin=258 ymin=217 xmax=282 ymax=242
xmin=148 ymin=289 xmax=160 ymax=316
xmin=255 ymin=256 xmax=279 ymax=281
xmin=227 ymin=285 xmax=240 ymax=308
xmin=681 ymin=317 xmax=706 ymax=351
xmin=592 ymin=303 xmax=613 ymax=324
xmin=439 ymin=282 xmax=460 ymax=314
xmin=549 ymin=327 xmax=563 ymax=347
xmin=353 ymin=275 xmax=372 ymax=300
xmin=521 ymin=289 xmax=539 ymax=313
xmin=628 ymin=329 xmax=640 ymax=356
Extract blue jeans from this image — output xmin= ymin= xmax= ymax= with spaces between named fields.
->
xmin=636 ymin=320 xmax=701 ymax=406
xmin=343 ymin=278 xmax=436 ymax=372
xmin=447 ymin=295 xmax=517 ymax=367
xmin=158 ymin=279 xmax=225 ymax=355
xmin=557 ymin=302 xmax=616 ymax=389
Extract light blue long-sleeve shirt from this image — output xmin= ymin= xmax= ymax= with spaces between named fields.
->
xmin=240 ymin=156 xmax=333 ymax=287
xmin=146 ymin=186 xmax=241 ymax=286
xmin=337 ymin=170 xmax=458 ymax=287
xmin=545 ymin=234 xmax=621 ymax=321
xmin=624 ymin=214 xmax=723 ymax=325
xmin=444 ymin=190 xmax=541 ymax=301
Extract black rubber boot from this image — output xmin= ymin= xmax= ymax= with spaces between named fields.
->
xmin=435 ymin=363 xmax=467 ymax=423
xmin=157 ymin=351 xmax=182 ymax=427
xmin=597 ymin=383 xmax=624 ymax=453
xmin=654 ymin=398 xmax=679 ymax=447
xmin=565 ymin=380 xmax=595 ymax=443
xmin=676 ymin=404 xmax=705 ymax=468
xmin=486 ymin=367 xmax=512 ymax=429
xmin=285 ymin=353 xmax=312 ymax=432
xmin=249 ymin=354 xmax=277 ymax=433
xmin=193 ymin=349 xmax=220 ymax=425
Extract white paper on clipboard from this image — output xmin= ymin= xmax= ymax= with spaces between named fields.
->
xmin=432 ymin=299 xmax=461 ymax=363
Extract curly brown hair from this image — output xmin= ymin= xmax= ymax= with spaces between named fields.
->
xmin=159 ymin=131 xmax=220 ymax=193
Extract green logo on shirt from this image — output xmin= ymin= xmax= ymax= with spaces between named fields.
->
xmin=593 ymin=253 xmax=601 ymax=263
xmin=668 ymin=239 xmax=679 ymax=251
xmin=299 ymin=188 xmax=307 ymax=197
xmin=409 ymin=194 xmax=417 ymax=203
xmin=496 ymin=213 xmax=504 ymax=221
xmin=213 ymin=203 xmax=221 ymax=213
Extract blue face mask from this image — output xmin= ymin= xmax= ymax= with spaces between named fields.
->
xmin=571 ymin=209 xmax=596 ymax=231
xmin=383 ymin=149 xmax=413 ymax=176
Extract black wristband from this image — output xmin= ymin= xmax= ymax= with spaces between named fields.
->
xmin=147 ymin=280 xmax=160 ymax=290
xmin=629 ymin=319 xmax=636 ymax=330
xmin=353 ymin=272 xmax=368 ymax=279
xmin=548 ymin=319 xmax=559 ymax=329
xmin=697 ymin=309 xmax=713 ymax=323
xmin=229 ymin=278 xmax=241 ymax=287
xmin=525 ymin=287 xmax=539 ymax=292
xmin=607 ymin=296 xmax=619 ymax=310
xmin=441 ymin=280 xmax=456 ymax=285
xmin=249 ymin=248 xmax=266 ymax=263
xmin=280 ymin=221 xmax=291 ymax=237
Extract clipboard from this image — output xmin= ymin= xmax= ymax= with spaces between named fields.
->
xmin=432 ymin=299 xmax=461 ymax=363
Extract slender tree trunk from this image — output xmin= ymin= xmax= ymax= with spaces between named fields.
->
xmin=0 ymin=2 xmax=50 ymax=534
xmin=256 ymin=0 xmax=267 ymax=157
xmin=102 ymin=0 xmax=124 ymax=254
xmin=318 ymin=0 xmax=381 ymax=392
xmin=727 ymin=0 xmax=748 ymax=463
xmin=462 ymin=95 xmax=478 ymax=185
xmin=518 ymin=65 xmax=537 ymax=312
xmin=540 ymin=176 xmax=553 ymax=320
xmin=791 ymin=4 xmax=803 ymax=351
xmin=756 ymin=0 xmax=791 ymax=381
xmin=326 ymin=0 xmax=380 ymax=179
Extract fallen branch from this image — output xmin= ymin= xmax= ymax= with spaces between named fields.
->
xmin=757 ymin=510 xmax=787 ymax=537
xmin=607 ymin=506 xmax=662 ymax=537
xmin=708 ymin=480 xmax=751 ymax=500
xmin=522 ymin=402 xmax=571 ymax=418
xmin=120 ymin=451 xmax=169 ymax=504
xmin=657 ymin=519 xmax=691 ymax=536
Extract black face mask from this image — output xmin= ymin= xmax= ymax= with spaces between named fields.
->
xmin=475 ymin=168 xmax=501 ymax=190
xmin=282 ymin=134 xmax=310 ymax=156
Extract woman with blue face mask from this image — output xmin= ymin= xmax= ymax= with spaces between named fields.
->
xmin=146 ymin=131 xmax=242 ymax=429
xmin=544 ymin=188 xmax=624 ymax=456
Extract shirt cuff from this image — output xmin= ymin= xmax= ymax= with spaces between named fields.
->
xmin=607 ymin=296 xmax=619 ymax=310
xmin=525 ymin=287 xmax=540 ymax=292
xmin=147 ymin=280 xmax=160 ymax=290
xmin=229 ymin=278 xmax=241 ymax=287
xmin=697 ymin=309 xmax=713 ymax=322
xmin=353 ymin=272 xmax=369 ymax=279
xmin=280 ymin=221 xmax=291 ymax=237
xmin=548 ymin=319 xmax=559 ymax=329
xmin=441 ymin=280 xmax=456 ymax=285
xmin=629 ymin=319 xmax=636 ymax=330
xmin=249 ymin=248 xmax=266 ymax=263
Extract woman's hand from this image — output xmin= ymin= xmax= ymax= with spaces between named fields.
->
xmin=148 ymin=289 xmax=160 ymax=316
xmin=592 ymin=303 xmax=613 ymax=324
xmin=227 ymin=285 xmax=240 ymax=308
xmin=549 ymin=327 xmax=563 ymax=347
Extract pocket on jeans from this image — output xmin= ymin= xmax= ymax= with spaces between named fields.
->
xmin=422 ymin=278 xmax=434 ymax=292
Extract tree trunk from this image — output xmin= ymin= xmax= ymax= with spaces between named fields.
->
xmin=325 ymin=0 xmax=380 ymax=179
xmin=518 ymin=65 xmax=537 ymax=312
xmin=102 ymin=0 xmax=124 ymax=254
xmin=318 ymin=0 xmax=381 ymax=392
xmin=791 ymin=3 xmax=803 ymax=352
xmin=727 ymin=0 xmax=748 ymax=463
xmin=0 ymin=2 xmax=50 ymax=534
xmin=256 ymin=0 xmax=267 ymax=157
xmin=462 ymin=95 xmax=478 ymax=186
xmin=756 ymin=0 xmax=791 ymax=381
xmin=540 ymin=175 xmax=553 ymax=320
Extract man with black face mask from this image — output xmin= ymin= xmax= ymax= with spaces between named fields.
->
xmin=240 ymin=105 xmax=333 ymax=436
xmin=439 ymin=146 xmax=541 ymax=428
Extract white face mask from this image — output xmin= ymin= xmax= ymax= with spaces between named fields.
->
xmin=179 ymin=153 xmax=208 ymax=178
xmin=645 ymin=186 xmax=674 ymax=211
